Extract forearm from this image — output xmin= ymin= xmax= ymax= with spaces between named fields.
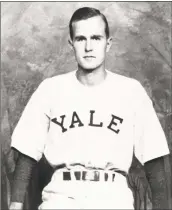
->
xmin=144 ymin=156 xmax=169 ymax=210
xmin=10 ymin=150 xmax=37 ymax=209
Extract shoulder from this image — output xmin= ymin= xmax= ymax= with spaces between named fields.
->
xmin=44 ymin=71 xmax=75 ymax=84
xmin=107 ymin=70 xmax=142 ymax=89
xmin=107 ymin=70 xmax=150 ymax=103
xmin=32 ymin=71 xmax=75 ymax=99
xmin=39 ymin=71 xmax=75 ymax=89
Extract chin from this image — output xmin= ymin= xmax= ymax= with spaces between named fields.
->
xmin=80 ymin=64 xmax=100 ymax=72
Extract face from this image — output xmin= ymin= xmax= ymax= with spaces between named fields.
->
xmin=69 ymin=16 xmax=112 ymax=71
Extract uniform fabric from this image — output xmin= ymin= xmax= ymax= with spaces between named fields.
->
xmin=11 ymin=70 xmax=170 ymax=209
xmin=39 ymin=168 xmax=134 ymax=209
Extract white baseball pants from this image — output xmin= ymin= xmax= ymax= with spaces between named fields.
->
xmin=39 ymin=169 xmax=134 ymax=209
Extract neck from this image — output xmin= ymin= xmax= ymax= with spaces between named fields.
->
xmin=76 ymin=65 xmax=107 ymax=86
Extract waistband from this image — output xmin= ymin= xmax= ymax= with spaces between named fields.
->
xmin=61 ymin=170 xmax=116 ymax=182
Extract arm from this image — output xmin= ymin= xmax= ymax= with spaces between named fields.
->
xmin=133 ymin=81 xmax=170 ymax=210
xmin=127 ymin=154 xmax=152 ymax=210
xmin=144 ymin=156 xmax=169 ymax=210
xmin=10 ymin=79 xmax=51 ymax=209
xmin=9 ymin=151 xmax=37 ymax=210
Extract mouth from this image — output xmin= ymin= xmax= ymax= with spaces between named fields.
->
xmin=84 ymin=56 xmax=95 ymax=58
xmin=83 ymin=56 xmax=95 ymax=61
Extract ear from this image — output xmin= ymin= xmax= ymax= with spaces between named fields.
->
xmin=106 ymin=36 xmax=113 ymax=52
xmin=68 ymin=39 xmax=74 ymax=50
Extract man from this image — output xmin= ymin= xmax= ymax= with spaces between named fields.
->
xmin=10 ymin=7 xmax=170 ymax=209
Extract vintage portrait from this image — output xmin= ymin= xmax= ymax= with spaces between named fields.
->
xmin=1 ymin=2 xmax=172 ymax=210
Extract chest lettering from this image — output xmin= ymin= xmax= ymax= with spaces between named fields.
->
xmin=51 ymin=110 xmax=123 ymax=134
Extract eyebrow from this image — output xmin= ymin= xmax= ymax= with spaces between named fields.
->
xmin=91 ymin=35 xmax=103 ymax=39
xmin=74 ymin=35 xmax=86 ymax=40
xmin=74 ymin=35 xmax=104 ymax=40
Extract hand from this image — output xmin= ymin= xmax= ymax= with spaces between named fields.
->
xmin=9 ymin=202 xmax=23 ymax=210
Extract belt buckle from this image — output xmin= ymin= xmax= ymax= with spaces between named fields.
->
xmin=83 ymin=171 xmax=100 ymax=181
xmin=85 ymin=171 xmax=95 ymax=181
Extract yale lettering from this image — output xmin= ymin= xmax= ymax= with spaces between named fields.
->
xmin=51 ymin=110 xmax=123 ymax=134
xmin=69 ymin=111 xmax=84 ymax=128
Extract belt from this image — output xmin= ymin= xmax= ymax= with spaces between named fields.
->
xmin=63 ymin=171 xmax=116 ymax=182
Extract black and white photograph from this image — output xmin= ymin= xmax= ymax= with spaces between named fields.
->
xmin=1 ymin=2 xmax=172 ymax=210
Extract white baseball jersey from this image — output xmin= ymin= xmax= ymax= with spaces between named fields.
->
xmin=11 ymin=70 xmax=169 ymax=208
xmin=11 ymin=70 xmax=169 ymax=171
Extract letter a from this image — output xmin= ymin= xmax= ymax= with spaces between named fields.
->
xmin=69 ymin=111 xmax=84 ymax=128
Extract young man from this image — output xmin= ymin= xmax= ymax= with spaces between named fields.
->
xmin=10 ymin=7 xmax=170 ymax=209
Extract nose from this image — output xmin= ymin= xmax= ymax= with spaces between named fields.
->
xmin=85 ymin=39 xmax=93 ymax=52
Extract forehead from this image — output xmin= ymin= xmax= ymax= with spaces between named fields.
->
xmin=72 ymin=16 xmax=106 ymax=37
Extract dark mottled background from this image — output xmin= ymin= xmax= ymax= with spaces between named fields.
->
xmin=1 ymin=2 xmax=172 ymax=209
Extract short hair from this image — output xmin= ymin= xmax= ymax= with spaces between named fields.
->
xmin=69 ymin=7 xmax=110 ymax=40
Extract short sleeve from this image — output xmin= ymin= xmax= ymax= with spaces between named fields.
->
xmin=133 ymin=81 xmax=170 ymax=165
xmin=11 ymin=79 xmax=51 ymax=162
